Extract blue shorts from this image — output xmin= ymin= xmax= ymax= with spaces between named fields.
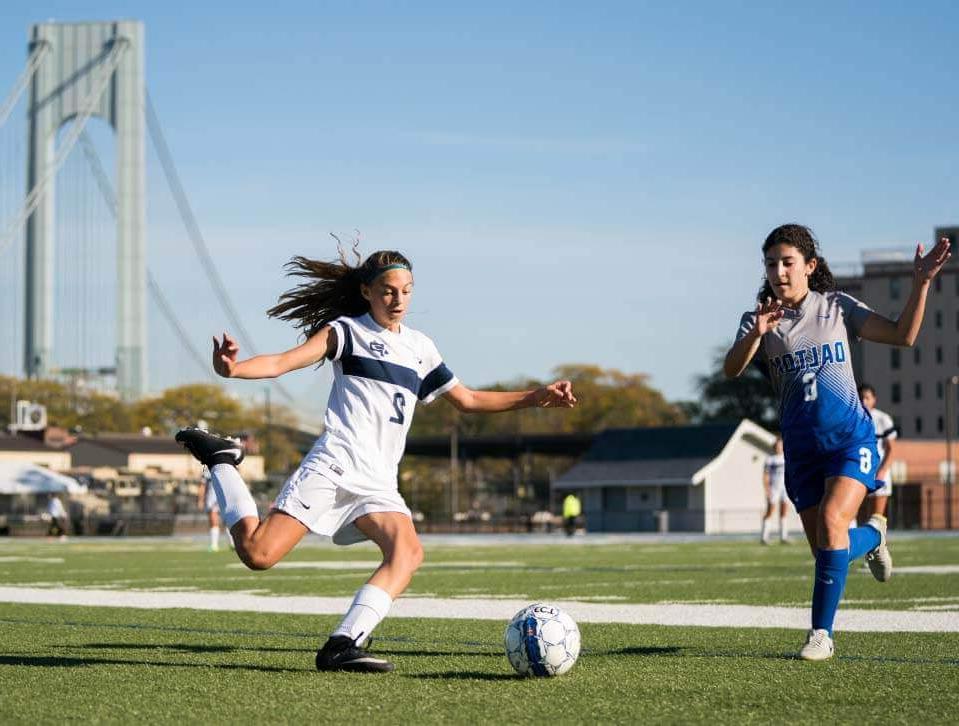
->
xmin=784 ymin=439 xmax=881 ymax=512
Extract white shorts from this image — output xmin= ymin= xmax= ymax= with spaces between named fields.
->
xmin=768 ymin=480 xmax=787 ymax=505
xmin=272 ymin=465 xmax=412 ymax=545
xmin=869 ymin=479 xmax=892 ymax=498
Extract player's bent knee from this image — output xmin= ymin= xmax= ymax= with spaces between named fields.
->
xmin=236 ymin=544 xmax=278 ymax=571
xmin=388 ymin=540 xmax=423 ymax=575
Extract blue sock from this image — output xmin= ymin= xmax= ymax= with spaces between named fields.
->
xmin=847 ymin=525 xmax=881 ymax=563
xmin=812 ymin=548 xmax=848 ymax=635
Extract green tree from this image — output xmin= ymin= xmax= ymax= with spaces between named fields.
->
xmin=693 ymin=349 xmax=778 ymax=430
xmin=131 ymin=384 xmax=254 ymax=436
xmin=0 ymin=375 xmax=132 ymax=432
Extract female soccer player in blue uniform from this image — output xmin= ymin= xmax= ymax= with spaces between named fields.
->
xmin=724 ymin=224 xmax=949 ymax=660
xmin=176 ymin=248 xmax=576 ymax=672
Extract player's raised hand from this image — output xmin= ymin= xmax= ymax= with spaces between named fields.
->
xmin=914 ymin=237 xmax=951 ymax=283
xmin=755 ymin=297 xmax=785 ymax=335
xmin=212 ymin=333 xmax=240 ymax=378
xmin=536 ymin=380 xmax=577 ymax=408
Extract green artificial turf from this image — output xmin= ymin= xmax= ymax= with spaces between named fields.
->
xmin=0 ymin=535 xmax=957 ymax=724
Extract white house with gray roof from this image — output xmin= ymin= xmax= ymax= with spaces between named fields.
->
xmin=553 ymin=420 xmax=801 ymax=534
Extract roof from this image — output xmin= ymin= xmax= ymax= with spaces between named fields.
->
xmin=0 ymin=433 xmax=63 ymax=452
xmin=68 ymin=435 xmax=186 ymax=468
xmin=554 ymin=421 xmax=772 ymax=488
xmin=582 ymin=424 xmax=739 ymax=462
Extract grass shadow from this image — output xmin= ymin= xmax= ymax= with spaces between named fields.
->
xmin=68 ymin=642 xmax=315 ymax=655
xmin=0 ymin=653 xmax=301 ymax=674
xmin=600 ymin=646 xmax=683 ymax=656
xmin=407 ymin=671 xmax=520 ymax=681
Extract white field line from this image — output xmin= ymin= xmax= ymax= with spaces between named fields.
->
xmin=0 ymin=586 xmax=957 ymax=633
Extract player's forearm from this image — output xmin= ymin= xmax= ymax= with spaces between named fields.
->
xmin=228 ymin=354 xmax=285 ymax=379
xmin=894 ymin=280 xmax=930 ymax=347
xmin=724 ymin=330 xmax=761 ymax=378
xmin=462 ymin=389 xmax=536 ymax=413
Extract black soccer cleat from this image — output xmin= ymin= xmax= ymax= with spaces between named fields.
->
xmin=315 ymin=635 xmax=394 ymax=673
xmin=175 ymin=427 xmax=245 ymax=468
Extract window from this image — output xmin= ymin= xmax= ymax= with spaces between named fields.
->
xmin=915 ymin=382 xmax=922 ymax=400
xmin=914 ymin=347 xmax=921 ymax=365
xmin=939 ymin=416 xmax=945 ymax=433
xmin=939 ymin=381 xmax=945 ymax=400
xmin=936 ymin=310 xmax=943 ymax=328
xmin=937 ymin=346 xmax=944 ymax=364
xmin=891 ymin=382 xmax=901 ymax=403
xmin=915 ymin=417 xmax=923 ymax=434
xmin=603 ymin=487 xmax=627 ymax=511
xmin=890 ymin=277 xmax=901 ymax=300
xmin=891 ymin=348 xmax=901 ymax=370
xmin=935 ymin=277 xmax=942 ymax=293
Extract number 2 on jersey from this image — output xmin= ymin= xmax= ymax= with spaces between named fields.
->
xmin=802 ymin=372 xmax=818 ymax=402
xmin=389 ymin=392 xmax=406 ymax=425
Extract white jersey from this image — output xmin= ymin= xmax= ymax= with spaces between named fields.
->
xmin=870 ymin=407 xmax=897 ymax=460
xmin=301 ymin=313 xmax=458 ymax=494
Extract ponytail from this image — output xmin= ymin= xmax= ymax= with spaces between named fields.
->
xmin=266 ymin=242 xmax=412 ymax=340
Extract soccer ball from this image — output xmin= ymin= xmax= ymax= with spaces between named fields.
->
xmin=504 ymin=603 xmax=581 ymax=677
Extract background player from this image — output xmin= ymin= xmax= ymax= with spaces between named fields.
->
xmin=724 ymin=224 xmax=949 ymax=660
xmin=176 ymin=248 xmax=576 ymax=673
xmin=858 ymin=384 xmax=898 ymax=521
xmin=761 ymin=435 xmax=789 ymax=545
xmin=197 ymin=466 xmax=228 ymax=551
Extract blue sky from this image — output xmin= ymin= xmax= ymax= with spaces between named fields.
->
xmin=0 ymin=2 xmax=956 ymax=421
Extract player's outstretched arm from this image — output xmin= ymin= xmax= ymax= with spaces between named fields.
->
xmin=212 ymin=326 xmax=337 ymax=379
xmin=859 ymin=237 xmax=951 ymax=346
xmin=724 ymin=298 xmax=783 ymax=378
xmin=442 ymin=380 xmax=576 ymax=414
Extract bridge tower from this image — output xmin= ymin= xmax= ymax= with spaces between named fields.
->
xmin=25 ymin=20 xmax=146 ymax=400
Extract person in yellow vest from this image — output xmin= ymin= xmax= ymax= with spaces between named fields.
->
xmin=563 ymin=493 xmax=582 ymax=537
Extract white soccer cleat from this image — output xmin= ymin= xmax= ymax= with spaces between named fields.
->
xmin=799 ymin=628 xmax=834 ymax=661
xmin=864 ymin=514 xmax=892 ymax=582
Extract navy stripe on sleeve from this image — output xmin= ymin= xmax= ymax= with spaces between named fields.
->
xmin=339 ymin=322 xmax=353 ymax=358
xmin=419 ymin=363 xmax=454 ymax=401
xmin=341 ymin=354 xmax=421 ymax=397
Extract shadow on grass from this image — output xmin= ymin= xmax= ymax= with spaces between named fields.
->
xmin=408 ymin=671 xmax=519 ymax=681
xmin=68 ymin=642 xmax=315 ymax=655
xmin=601 ymin=646 xmax=683 ymax=656
xmin=0 ymin=654 xmax=302 ymax=673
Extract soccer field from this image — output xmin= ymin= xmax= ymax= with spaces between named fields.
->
xmin=1 ymin=535 xmax=957 ymax=724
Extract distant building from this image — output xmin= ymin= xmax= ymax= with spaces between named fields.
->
xmin=835 ymin=226 xmax=959 ymax=439
xmin=552 ymin=420 xmax=788 ymax=534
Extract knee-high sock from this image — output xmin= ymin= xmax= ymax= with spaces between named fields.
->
xmin=332 ymin=584 xmax=393 ymax=643
xmin=812 ymin=548 xmax=848 ymax=635
xmin=847 ymin=524 xmax=881 ymax=563
xmin=210 ymin=464 xmax=258 ymax=528
xmin=779 ymin=517 xmax=789 ymax=540
xmin=209 ymin=526 xmax=220 ymax=549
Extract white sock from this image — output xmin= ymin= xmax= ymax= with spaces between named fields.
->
xmin=761 ymin=518 xmax=773 ymax=541
xmin=332 ymin=584 xmax=393 ymax=643
xmin=779 ymin=517 xmax=789 ymax=540
xmin=210 ymin=464 xmax=258 ymax=528
xmin=209 ymin=527 xmax=220 ymax=548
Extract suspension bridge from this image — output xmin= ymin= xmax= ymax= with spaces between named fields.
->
xmin=0 ymin=20 xmax=318 ymax=427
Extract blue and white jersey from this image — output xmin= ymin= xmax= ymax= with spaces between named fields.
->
xmin=737 ymin=290 xmax=874 ymax=454
xmin=302 ymin=313 xmax=458 ymax=494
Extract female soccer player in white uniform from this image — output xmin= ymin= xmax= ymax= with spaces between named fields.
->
xmin=724 ymin=224 xmax=949 ymax=660
xmin=858 ymin=384 xmax=898 ymax=520
xmin=176 ymin=249 xmax=576 ymax=672
xmin=760 ymin=435 xmax=789 ymax=545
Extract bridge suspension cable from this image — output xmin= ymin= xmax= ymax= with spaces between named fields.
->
xmin=0 ymin=38 xmax=129 ymax=257
xmin=0 ymin=40 xmax=50 ymax=129
xmin=144 ymin=91 xmax=297 ymax=406
xmin=77 ymin=129 xmax=217 ymax=383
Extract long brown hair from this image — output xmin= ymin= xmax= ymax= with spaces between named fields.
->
xmin=757 ymin=224 xmax=835 ymax=302
xmin=267 ymin=243 xmax=412 ymax=339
